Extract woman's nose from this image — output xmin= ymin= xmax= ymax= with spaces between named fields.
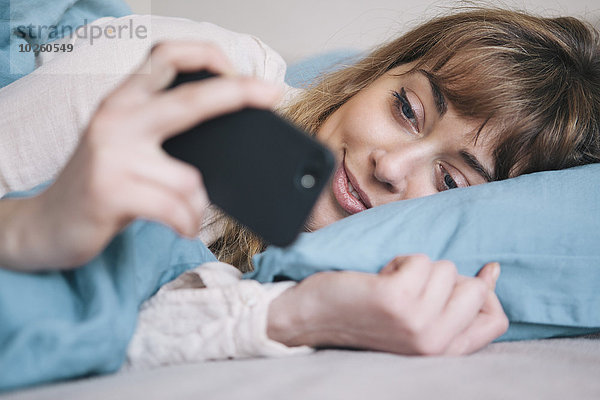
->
xmin=370 ymin=145 xmax=431 ymax=199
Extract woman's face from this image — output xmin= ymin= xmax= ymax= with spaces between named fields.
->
xmin=305 ymin=63 xmax=496 ymax=231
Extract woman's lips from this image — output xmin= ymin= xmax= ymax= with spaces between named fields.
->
xmin=345 ymin=163 xmax=373 ymax=209
xmin=332 ymin=153 xmax=370 ymax=215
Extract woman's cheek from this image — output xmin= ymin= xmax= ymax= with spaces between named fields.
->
xmin=306 ymin=188 xmax=345 ymax=231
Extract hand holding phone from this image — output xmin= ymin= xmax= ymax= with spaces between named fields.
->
xmin=161 ymin=71 xmax=334 ymax=247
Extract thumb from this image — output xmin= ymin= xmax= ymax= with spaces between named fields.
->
xmin=476 ymin=262 xmax=501 ymax=290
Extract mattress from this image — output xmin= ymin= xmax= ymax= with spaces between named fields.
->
xmin=3 ymin=335 xmax=599 ymax=400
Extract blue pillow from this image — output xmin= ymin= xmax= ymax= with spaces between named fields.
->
xmin=246 ymin=163 xmax=600 ymax=341
xmin=285 ymin=49 xmax=363 ymax=88
xmin=0 ymin=181 xmax=217 ymax=391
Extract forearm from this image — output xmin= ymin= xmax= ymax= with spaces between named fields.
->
xmin=0 ymin=197 xmax=37 ymax=271
xmin=266 ymin=273 xmax=356 ymax=349
xmin=0 ymin=188 xmax=87 ymax=272
xmin=267 ymin=284 xmax=322 ymax=348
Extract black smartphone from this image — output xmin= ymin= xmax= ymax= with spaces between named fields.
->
xmin=161 ymin=70 xmax=335 ymax=247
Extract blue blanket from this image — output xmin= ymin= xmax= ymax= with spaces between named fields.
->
xmin=0 ymin=185 xmax=217 ymax=394
xmin=0 ymin=0 xmax=130 ymax=88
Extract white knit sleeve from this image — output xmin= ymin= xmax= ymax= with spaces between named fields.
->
xmin=124 ymin=262 xmax=313 ymax=370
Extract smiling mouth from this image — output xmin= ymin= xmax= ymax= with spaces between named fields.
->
xmin=347 ymin=180 xmax=364 ymax=203
xmin=332 ymin=151 xmax=371 ymax=215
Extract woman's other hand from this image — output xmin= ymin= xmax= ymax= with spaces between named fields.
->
xmin=1 ymin=41 xmax=282 ymax=271
xmin=267 ymin=255 xmax=508 ymax=356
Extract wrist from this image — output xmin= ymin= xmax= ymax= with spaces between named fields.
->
xmin=266 ymin=284 xmax=323 ymax=348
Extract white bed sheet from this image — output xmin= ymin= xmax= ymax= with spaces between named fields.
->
xmin=4 ymin=335 xmax=599 ymax=400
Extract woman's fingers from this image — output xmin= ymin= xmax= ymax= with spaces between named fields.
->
xmin=381 ymin=254 xmax=434 ymax=297
xmin=444 ymin=263 xmax=507 ymax=355
xmin=117 ymin=41 xmax=237 ymax=99
xmin=89 ymin=39 xmax=284 ymax=163
xmin=444 ymin=290 xmax=509 ymax=355
xmin=436 ymin=264 xmax=505 ymax=355
xmin=434 ymin=278 xmax=489 ymax=346
xmin=132 ymin=157 xmax=209 ymax=237
xmin=138 ymin=184 xmax=199 ymax=238
xmin=111 ymin=178 xmax=202 ymax=238
xmin=420 ymin=260 xmax=458 ymax=317
xmin=476 ymin=262 xmax=501 ymax=290
xmin=142 ymin=75 xmax=283 ymax=141
xmin=128 ymin=148 xmax=210 ymax=213
xmin=80 ymin=41 xmax=264 ymax=242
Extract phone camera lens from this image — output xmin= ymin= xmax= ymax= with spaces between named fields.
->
xmin=300 ymin=174 xmax=316 ymax=189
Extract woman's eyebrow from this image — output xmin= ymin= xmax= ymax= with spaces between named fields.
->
xmin=414 ymin=70 xmax=492 ymax=181
xmin=417 ymin=69 xmax=447 ymax=117
xmin=460 ymin=150 xmax=494 ymax=182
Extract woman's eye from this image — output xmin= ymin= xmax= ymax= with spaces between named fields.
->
xmin=443 ymin=172 xmax=458 ymax=190
xmin=438 ymin=165 xmax=460 ymax=191
xmin=392 ymin=88 xmax=419 ymax=132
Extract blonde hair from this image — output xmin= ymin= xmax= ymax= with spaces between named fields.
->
xmin=210 ymin=7 xmax=600 ymax=272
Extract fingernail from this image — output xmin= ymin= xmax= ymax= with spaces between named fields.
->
xmin=491 ymin=262 xmax=501 ymax=281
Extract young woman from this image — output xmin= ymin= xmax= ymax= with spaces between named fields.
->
xmin=0 ymin=7 xmax=598 ymax=371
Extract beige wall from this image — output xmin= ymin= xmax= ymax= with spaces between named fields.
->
xmin=125 ymin=0 xmax=600 ymax=63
